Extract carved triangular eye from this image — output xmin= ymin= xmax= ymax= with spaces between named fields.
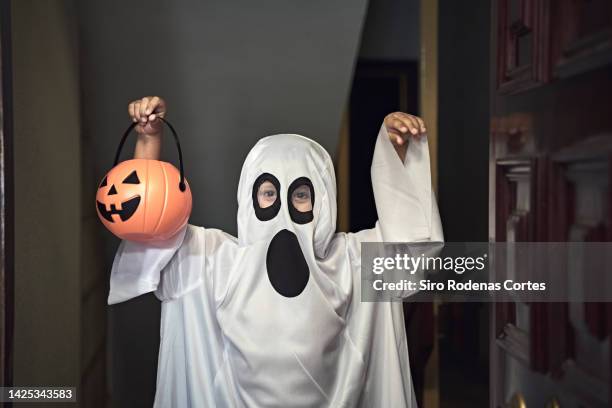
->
xmin=122 ymin=170 xmax=140 ymax=184
xmin=99 ymin=175 xmax=107 ymax=188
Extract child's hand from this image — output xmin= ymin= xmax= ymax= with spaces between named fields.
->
xmin=384 ymin=112 xmax=426 ymax=162
xmin=384 ymin=112 xmax=426 ymax=146
xmin=129 ymin=96 xmax=166 ymax=160
xmin=128 ymin=96 xmax=167 ymax=135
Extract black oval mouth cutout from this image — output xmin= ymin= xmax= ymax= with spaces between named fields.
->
xmin=266 ymin=229 xmax=309 ymax=298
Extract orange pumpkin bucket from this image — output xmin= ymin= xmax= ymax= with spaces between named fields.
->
xmin=96 ymin=118 xmax=192 ymax=242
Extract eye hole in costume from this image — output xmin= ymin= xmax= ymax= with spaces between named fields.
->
xmin=252 ymin=173 xmax=281 ymax=221
xmin=287 ymin=177 xmax=314 ymax=224
xmin=257 ymin=181 xmax=278 ymax=209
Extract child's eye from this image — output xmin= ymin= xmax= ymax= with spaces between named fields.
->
xmin=291 ymin=185 xmax=312 ymax=204
xmin=293 ymin=191 xmax=309 ymax=200
xmin=257 ymin=180 xmax=278 ymax=208
xmin=288 ymin=178 xmax=314 ymax=219
xmin=291 ymin=185 xmax=310 ymax=201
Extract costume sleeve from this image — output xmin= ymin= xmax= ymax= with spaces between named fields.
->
xmin=156 ymin=227 xmax=237 ymax=303
xmin=154 ymin=225 xmax=207 ymax=302
xmin=365 ymin=123 xmax=443 ymax=243
xmin=108 ymin=224 xmax=237 ymax=304
xmin=347 ymin=124 xmax=443 ymax=299
xmin=108 ymin=225 xmax=188 ymax=304
xmin=342 ymin=127 xmax=442 ymax=407
xmin=108 ymin=225 xmax=205 ymax=305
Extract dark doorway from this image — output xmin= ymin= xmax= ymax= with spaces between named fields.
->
xmin=349 ymin=60 xmax=419 ymax=231
xmin=437 ymin=0 xmax=491 ymax=406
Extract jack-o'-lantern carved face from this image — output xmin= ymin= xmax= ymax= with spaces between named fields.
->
xmin=96 ymin=169 xmax=142 ymax=222
xmin=96 ymin=159 xmax=192 ymax=242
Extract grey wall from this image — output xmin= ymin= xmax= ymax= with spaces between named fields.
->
xmin=11 ymin=1 xmax=109 ymax=404
xmin=79 ymin=0 xmax=368 ymax=233
xmin=76 ymin=1 xmax=368 ymax=405
xmin=12 ymin=0 xmax=81 ymax=389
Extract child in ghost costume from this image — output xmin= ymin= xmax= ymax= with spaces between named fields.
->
xmin=109 ymin=97 xmax=443 ymax=407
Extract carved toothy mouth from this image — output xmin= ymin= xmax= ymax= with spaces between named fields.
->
xmin=96 ymin=196 xmax=141 ymax=222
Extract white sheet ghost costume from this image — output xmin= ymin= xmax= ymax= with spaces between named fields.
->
xmin=108 ymin=124 xmax=443 ymax=407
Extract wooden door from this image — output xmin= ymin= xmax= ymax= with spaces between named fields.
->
xmin=490 ymin=0 xmax=612 ymax=406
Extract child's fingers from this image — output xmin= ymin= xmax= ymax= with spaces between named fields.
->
xmin=391 ymin=113 xmax=417 ymax=135
xmin=385 ymin=112 xmax=427 ymax=146
xmin=133 ymin=101 xmax=142 ymax=122
xmin=128 ymin=102 xmax=137 ymax=122
xmin=146 ymin=96 xmax=159 ymax=115
xmin=394 ymin=113 xmax=425 ymax=135
xmin=415 ymin=116 xmax=426 ymax=133
xmin=405 ymin=116 xmax=421 ymax=135
xmin=139 ymin=97 xmax=149 ymax=116
xmin=385 ymin=114 xmax=403 ymax=132
xmin=393 ymin=119 xmax=408 ymax=134
xmin=387 ymin=127 xmax=407 ymax=146
xmin=139 ymin=97 xmax=150 ymax=120
xmin=129 ymin=97 xmax=167 ymax=132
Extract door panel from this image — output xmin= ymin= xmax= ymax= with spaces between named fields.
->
xmin=490 ymin=0 xmax=612 ymax=406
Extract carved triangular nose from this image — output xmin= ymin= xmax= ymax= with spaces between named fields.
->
xmin=108 ymin=185 xmax=117 ymax=195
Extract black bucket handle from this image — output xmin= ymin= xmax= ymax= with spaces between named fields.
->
xmin=113 ymin=117 xmax=186 ymax=192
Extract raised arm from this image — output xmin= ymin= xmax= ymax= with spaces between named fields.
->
xmin=108 ymin=96 xmax=196 ymax=304
xmin=350 ymin=112 xmax=443 ymax=244
xmin=108 ymin=96 xmax=237 ymax=305
xmin=344 ymin=114 xmax=443 ymax=403
xmin=107 ymin=96 xmax=181 ymax=304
